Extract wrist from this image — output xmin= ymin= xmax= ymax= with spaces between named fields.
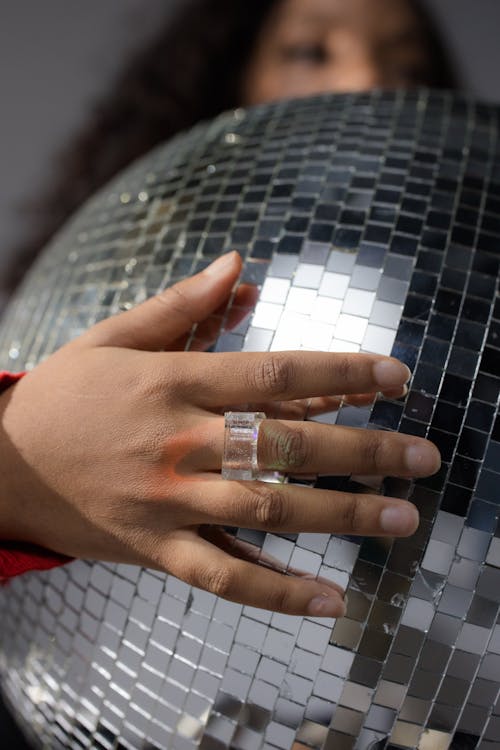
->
xmin=0 ymin=372 xmax=36 ymax=542
xmin=0 ymin=371 xmax=73 ymax=577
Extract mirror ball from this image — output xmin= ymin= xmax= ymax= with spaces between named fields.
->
xmin=0 ymin=90 xmax=499 ymax=750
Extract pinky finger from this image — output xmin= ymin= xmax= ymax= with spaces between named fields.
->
xmin=201 ymin=526 xmax=346 ymax=600
xmin=166 ymin=529 xmax=346 ymax=618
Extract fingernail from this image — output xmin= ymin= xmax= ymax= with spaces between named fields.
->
xmin=380 ymin=503 xmax=419 ymax=535
xmin=373 ymin=360 xmax=411 ymax=388
xmin=405 ymin=443 xmax=441 ymax=476
xmin=307 ymin=592 xmax=346 ymax=618
xmin=204 ymin=251 xmax=238 ymax=276
xmin=377 ymin=384 xmax=408 ymax=401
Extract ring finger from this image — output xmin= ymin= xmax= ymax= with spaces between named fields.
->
xmin=198 ymin=417 xmax=440 ymax=478
xmin=258 ymin=420 xmax=440 ymax=477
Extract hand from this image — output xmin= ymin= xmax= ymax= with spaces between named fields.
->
xmin=0 ymin=251 xmax=440 ymax=617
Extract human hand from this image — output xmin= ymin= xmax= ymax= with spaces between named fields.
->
xmin=0 ymin=251 xmax=440 ymax=616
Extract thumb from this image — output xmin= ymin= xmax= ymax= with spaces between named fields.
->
xmin=81 ymin=251 xmax=243 ymax=350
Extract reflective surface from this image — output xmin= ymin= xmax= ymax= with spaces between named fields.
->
xmin=0 ymin=91 xmax=499 ymax=750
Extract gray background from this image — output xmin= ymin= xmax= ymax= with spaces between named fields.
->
xmin=0 ymin=0 xmax=500 ymax=305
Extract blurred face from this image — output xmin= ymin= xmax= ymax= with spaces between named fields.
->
xmin=241 ymin=0 xmax=431 ymax=105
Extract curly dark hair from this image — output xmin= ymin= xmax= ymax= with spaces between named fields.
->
xmin=4 ymin=0 xmax=456 ymax=293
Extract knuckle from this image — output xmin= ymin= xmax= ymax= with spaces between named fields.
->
xmin=203 ymin=565 xmax=235 ymax=599
xmin=274 ymin=426 xmax=310 ymax=471
xmin=361 ymin=432 xmax=386 ymax=468
xmin=253 ymin=487 xmax=288 ymax=528
xmin=340 ymin=494 xmax=362 ymax=532
xmin=266 ymin=584 xmax=291 ymax=614
xmin=335 ymin=354 xmax=354 ymax=383
xmin=252 ymin=356 xmax=293 ymax=398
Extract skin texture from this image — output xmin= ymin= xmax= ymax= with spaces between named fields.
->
xmin=242 ymin=0 xmax=435 ymax=104
xmin=0 ymin=252 xmax=441 ymax=616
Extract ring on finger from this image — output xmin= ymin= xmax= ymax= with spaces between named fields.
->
xmin=221 ymin=411 xmax=286 ymax=484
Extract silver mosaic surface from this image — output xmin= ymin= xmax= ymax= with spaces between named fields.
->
xmin=0 ymin=90 xmax=499 ymax=750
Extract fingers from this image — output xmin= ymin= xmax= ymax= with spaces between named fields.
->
xmin=226 ymin=283 xmax=260 ymax=326
xmin=192 ymin=414 xmax=440 ymax=479
xmin=256 ymin=420 xmax=441 ymax=477
xmin=236 ymin=388 xmax=407 ymax=420
xmin=165 ymin=530 xmax=346 ymax=617
xmin=166 ymin=283 xmax=259 ymax=352
xmin=187 ymin=479 xmax=420 ymax=538
xmin=80 ymin=251 xmax=243 ymax=350
xmin=201 ymin=526 xmax=345 ymax=598
xmin=175 ymin=351 xmax=411 ymax=406
xmin=343 ymin=385 xmax=408 ymax=406
xmin=221 ymin=396 xmax=342 ymax=421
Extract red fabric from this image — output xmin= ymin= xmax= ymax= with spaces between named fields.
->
xmin=0 ymin=542 xmax=71 ymax=581
xmin=0 ymin=371 xmax=72 ymax=580
xmin=0 ymin=371 xmax=25 ymax=390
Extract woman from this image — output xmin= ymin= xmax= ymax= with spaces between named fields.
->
xmin=6 ymin=0 xmax=455 ymax=291
xmin=0 ymin=0 xmax=447 ymax=613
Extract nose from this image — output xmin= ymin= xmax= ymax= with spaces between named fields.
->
xmin=320 ymin=32 xmax=387 ymax=93
xmin=339 ymin=61 xmax=385 ymax=91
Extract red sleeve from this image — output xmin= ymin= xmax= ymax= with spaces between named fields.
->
xmin=0 ymin=371 xmax=72 ymax=580
xmin=0 ymin=371 xmax=25 ymax=389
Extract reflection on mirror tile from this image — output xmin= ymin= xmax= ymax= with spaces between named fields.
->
xmin=1 ymin=90 xmax=500 ymax=750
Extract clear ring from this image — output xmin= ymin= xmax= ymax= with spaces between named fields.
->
xmin=221 ymin=411 xmax=286 ymax=483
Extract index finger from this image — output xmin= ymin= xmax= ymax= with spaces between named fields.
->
xmin=174 ymin=351 xmax=411 ymax=406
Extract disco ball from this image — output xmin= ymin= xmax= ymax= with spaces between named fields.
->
xmin=0 ymin=90 xmax=499 ymax=750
